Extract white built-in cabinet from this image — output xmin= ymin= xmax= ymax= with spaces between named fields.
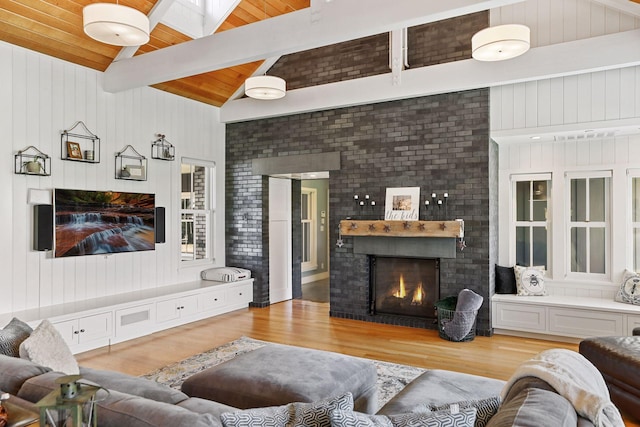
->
xmin=11 ymin=279 xmax=254 ymax=354
xmin=53 ymin=312 xmax=113 ymax=349
xmin=492 ymin=294 xmax=640 ymax=340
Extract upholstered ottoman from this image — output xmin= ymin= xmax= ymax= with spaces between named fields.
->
xmin=377 ymin=369 xmax=505 ymax=415
xmin=579 ymin=336 xmax=640 ymax=419
xmin=181 ymin=344 xmax=378 ymax=414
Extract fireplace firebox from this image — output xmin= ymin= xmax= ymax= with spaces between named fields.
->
xmin=370 ymin=256 xmax=439 ymax=319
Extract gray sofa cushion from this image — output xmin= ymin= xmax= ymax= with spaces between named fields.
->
xmin=485 ymin=387 xmax=577 ymax=427
xmin=18 ymin=370 xmax=220 ymax=427
xmin=378 ymin=370 xmax=504 ymax=416
xmin=0 ymin=354 xmax=50 ymax=395
xmin=178 ymin=397 xmax=239 ymax=418
xmin=93 ymin=389 xmax=221 ymax=427
xmin=16 ymin=371 xmax=66 ymax=402
xmin=80 ymin=366 xmax=189 ymax=405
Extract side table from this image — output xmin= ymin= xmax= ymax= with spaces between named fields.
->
xmin=3 ymin=395 xmax=38 ymax=427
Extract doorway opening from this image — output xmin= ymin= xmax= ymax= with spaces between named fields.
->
xmin=300 ymin=176 xmax=330 ymax=303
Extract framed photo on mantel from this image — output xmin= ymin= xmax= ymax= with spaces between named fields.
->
xmin=385 ymin=187 xmax=420 ymax=221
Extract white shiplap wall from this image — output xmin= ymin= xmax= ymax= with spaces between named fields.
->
xmin=0 ymin=41 xmax=226 ymax=315
xmin=492 ymin=0 xmax=640 ymax=296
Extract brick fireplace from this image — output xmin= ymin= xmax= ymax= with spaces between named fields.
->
xmin=225 ymin=11 xmax=498 ymax=335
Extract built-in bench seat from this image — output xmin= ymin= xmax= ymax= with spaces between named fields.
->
xmin=492 ymin=293 xmax=640 ymax=341
xmin=0 ymin=279 xmax=254 ymax=354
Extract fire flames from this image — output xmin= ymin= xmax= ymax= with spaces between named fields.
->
xmin=392 ymin=275 xmax=425 ymax=305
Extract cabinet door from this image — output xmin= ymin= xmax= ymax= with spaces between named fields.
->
xmin=78 ymin=312 xmax=113 ymax=344
xmin=493 ymin=302 xmax=546 ymax=332
xmin=180 ymin=294 xmax=199 ymax=317
xmin=52 ymin=319 xmax=78 ymax=347
xmin=156 ymin=299 xmax=180 ymax=323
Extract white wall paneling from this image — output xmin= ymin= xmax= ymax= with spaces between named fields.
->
xmin=0 ymin=41 xmax=225 ymax=317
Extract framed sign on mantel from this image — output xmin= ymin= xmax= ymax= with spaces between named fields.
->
xmin=384 ymin=187 xmax=420 ymax=221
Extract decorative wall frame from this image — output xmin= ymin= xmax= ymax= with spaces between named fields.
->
xmin=15 ymin=146 xmax=51 ymax=176
xmin=115 ymin=145 xmax=147 ymax=181
xmin=151 ymin=134 xmax=175 ymax=161
xmin=61 ymin=121 xmax=100 ymax=163
xmin=384 ymin=187 xmax=420 ymax=221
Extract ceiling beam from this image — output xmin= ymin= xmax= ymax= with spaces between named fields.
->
xmin=114 ymin=0 xmax=177 ymax=62
xmin=219 ymin=29 xmax=640 ymax=123
xmin=590 ymin=0 xmax=640 ymax=17
xmin=103 ymin=0 xmax=524 ymax=92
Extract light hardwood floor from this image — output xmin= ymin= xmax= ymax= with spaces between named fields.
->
xmin=76 ymin=300 xmax=638 ymax=425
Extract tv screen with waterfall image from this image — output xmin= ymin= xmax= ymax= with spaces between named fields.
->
xmin=54 ymin=189 xmax=155 ymax=257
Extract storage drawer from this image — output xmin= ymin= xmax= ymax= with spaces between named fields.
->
xmin=227 ymin=283 xmax=253 ymax=306
xmin=493 ymin=302 xmax=546 ymax=332
xmin=199 ymin=289 xmax=227 ymax=312
xmin=549 ymin=308 xmax=623 ymax=337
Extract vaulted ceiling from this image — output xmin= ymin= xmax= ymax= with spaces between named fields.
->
xmin=1 ymin=0 xmax=639 ymax=111
xmin=1 ymin=0 xmax=309 ymax=107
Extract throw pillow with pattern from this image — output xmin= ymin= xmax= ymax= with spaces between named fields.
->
xmin=220 ymin=404 xmax=292 ymax=427
xmin=292 ymin=392 xmax=354 ymax=427
xmin=514 ymin=265 xmax=546 ymax=296
xmin=0 ymin=317 xmax=33 ymax=357
xmin=427 ymin=396 xmax=501 ymax=427
xmin=329 ymin=408 xmax=477 ymax=427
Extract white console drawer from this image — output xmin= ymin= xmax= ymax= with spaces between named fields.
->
xmin=549 ymin=308 xmax=623 ymax=337
xmin=493 ymin=302 xmax=546 ymax=332
xmin=227 ymin=283 xmax=253 ymax=306
xmin=199 ymin=289 xmax=227 ymax=312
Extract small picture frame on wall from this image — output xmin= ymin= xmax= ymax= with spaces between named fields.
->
xmin=385 ymin=187 xmax=420 ymax=221
xmin=124 ymin=165 xmax=145 ymax=180
xmin=66 ymin=141 xmax=83 ymax=159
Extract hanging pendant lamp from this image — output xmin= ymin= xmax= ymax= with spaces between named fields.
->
xmin=245 ymin=75 xmax=286 ymax=100
xmin=83 ymin=2 xmax=150 ymax=46
xmin=471 ymin=24 xmax=530 ymax=61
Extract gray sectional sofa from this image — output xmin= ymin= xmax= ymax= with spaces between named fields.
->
xmin=0 ymin=348 xmax=622 ymax=427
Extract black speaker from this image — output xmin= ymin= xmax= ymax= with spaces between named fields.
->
xmin=34 ymin=204 xmax=53 ymax=251
xmin=155 ymin=207 xmax=165 ymax=244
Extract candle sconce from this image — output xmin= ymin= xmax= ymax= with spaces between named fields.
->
xmin=354 ymin=194 xmax=377 ymax=219
xmin=424 ymin=191 xmax=449 ymax=220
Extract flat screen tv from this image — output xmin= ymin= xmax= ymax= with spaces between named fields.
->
xmin=54 ymin=189 xmax=155 ymax=258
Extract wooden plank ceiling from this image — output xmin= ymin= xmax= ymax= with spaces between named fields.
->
xmin=0 ymin=0 xmax=309 ymax=107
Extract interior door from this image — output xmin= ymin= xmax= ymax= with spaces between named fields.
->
xmin=269 ymin=177 xmax=292 ymax=304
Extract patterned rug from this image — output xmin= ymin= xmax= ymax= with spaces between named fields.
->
xmin=142 ymin=336 xmax=426 ymax=410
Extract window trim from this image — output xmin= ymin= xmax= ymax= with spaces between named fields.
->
xmin=509 ymin=173 xmax=552 ymax=270
xmin=301 ymin=187 xmax=318 ymax=272
xmin=564 ymin=170 xmax=611 ymax=280
xmin=628 ymin=169 xmax=640 ymax=271
xmin=180 ymin=158 xmax=216 ymax=265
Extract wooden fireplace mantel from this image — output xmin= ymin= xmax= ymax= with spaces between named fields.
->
xmin=339 ymin=220 xmax=463 ymax=238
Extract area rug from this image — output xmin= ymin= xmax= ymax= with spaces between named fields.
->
xmin=142 ymin=336 xmax=426 ymax=410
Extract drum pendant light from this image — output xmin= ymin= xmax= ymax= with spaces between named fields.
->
xmin=83 ymin=2 xmax=150 ymax=46
xmin=471 ymin=24 xmax=530 ymax=61
xmin=245 ymin=76 xmax=287 ymax=100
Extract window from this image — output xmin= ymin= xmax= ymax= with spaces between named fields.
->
xmin=631 ymin=173 xmax=640 ymax=271
xmin=512 ymin=174 xmax=551 ymax=269
xmin=181 ymin=160 xmax=215 ymax=263
xmin=301 ymin=188 xmax=317 ymax=271
xmin=567 ymin=171 xmax=611 ymax=277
